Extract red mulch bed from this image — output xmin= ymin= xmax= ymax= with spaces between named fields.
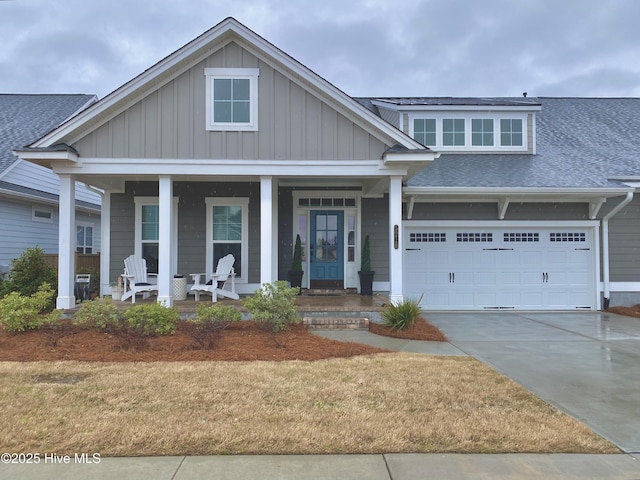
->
xmin=0 ymin=316 xmax=447 ymax=362
xmin=607 ymin=304 xmax=640 ymax=319
xmin=369 ymin=316 xmax=447 ymax=341
xmin=0 ymin=321 xmax=393 ymax=362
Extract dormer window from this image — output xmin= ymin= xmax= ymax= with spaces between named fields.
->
xmin=410 ymin=114 xmax=527 ymax=151
xmin=205 ymin=68 xmax=259 ymax=131
xmin=500 ymin=119 xmax=523 ymax=146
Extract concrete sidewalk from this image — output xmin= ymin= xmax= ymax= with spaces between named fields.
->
xmin=2 ymin=454 xmax=640 ymax=480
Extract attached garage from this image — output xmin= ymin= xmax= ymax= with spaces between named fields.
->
xmin=403 ymin=223 xmax=598 ymax=310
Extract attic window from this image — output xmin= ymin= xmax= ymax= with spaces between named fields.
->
xmin=205 ymin=68 xmax=259 ymax=131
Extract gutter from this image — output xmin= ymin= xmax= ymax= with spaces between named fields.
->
xmin=602 ymin=191 xmax=634 ymax=308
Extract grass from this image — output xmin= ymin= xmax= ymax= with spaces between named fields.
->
xmin=0 ymin=354 xmax=616 ymax=456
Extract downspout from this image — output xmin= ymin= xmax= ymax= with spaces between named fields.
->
xmin=602 ymin=191 xmax=634 ymax=309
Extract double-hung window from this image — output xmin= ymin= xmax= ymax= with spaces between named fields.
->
xmin=442 ymin=119 xmax=465 ymax=146
xmin=413 ymin=119 xmax=437 ymax=147
xmin=205 ymin=68 xmax=259 ymax=131
xmin=205 ymin=198 xmax=248 ymax=282
xmin=76 ymin=223 xmax=94 ymax=254
xmin=134 ymin=197 xmax=178 ymax=275
xmin=500 ymin=119 xmax=523 ymax=146
xmin=472 ymin=119 xmax=494 ymax=146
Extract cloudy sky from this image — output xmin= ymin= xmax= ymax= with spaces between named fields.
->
xmin=1 ymin=0 xmax=638 ymax=99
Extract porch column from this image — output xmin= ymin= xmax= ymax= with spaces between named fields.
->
xmin=260 ymin=176 xmax=275 ymax=285
xmin=157 ymin=175 xmax=173 ymax=306
xmin=389 ymin=175 xmax=403 ymax=304
xmin=100 ymin=190 xmax=110 ymax=297
xmin=56 ymin=175 xmax=76 ymax=309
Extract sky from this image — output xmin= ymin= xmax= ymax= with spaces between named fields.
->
xmin=0 ymin=0 xmax=639 ymax=99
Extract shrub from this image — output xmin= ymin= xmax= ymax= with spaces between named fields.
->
xmin=3 ymin=247 xmax=57 ymax=298
xmin=184 ymin=303 xmax=241 ymax=349
xmin=243 ymin=281 xmax=300 ymax=347
xmin=73 ymin=297 xmax=121 ymax=332
xmin=122 ymin=303 xmax=180 ymax=337
xmin=381 ymin=295 xmax=423 ymax=331
xmin=0 ymin=283 xmax=59 ymax=333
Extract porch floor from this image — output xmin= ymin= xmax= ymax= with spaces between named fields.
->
xmin=82 ymin=290 xmax=389 ymax=314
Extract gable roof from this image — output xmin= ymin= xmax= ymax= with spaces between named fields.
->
xmin=0 ymin=94 xmax=96 ymax=173
xmin=401 ymin=97 xmax=640 ymax=191
xmin=29 ymin=18 xmax=427 ymax=153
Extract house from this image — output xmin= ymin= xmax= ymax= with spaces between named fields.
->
xmin=14 ymin=18 xmax=640 ymax=311
xmin=0 ymin=94 xmax=102 ymax=270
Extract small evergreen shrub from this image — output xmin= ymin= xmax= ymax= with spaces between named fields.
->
xmin=381 ymin=295 xmax=423 ymax=331
xmin=184 ymin=303 xmax=241 ymax=349
xmin=122 ymin=303 xmax=180 ymax=337
xmin=243 ymin=281 xmax=300 ymax=347
xmin=3 ymin=247 xmax=57 ymax=298
xmin=73 ymin=297 xmax=121 ymax=332
xmin=0 ymin=283 xmax=59 ymax=333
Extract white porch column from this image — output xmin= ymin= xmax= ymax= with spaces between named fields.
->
xmin=157 ymin=176 xmax=173 ymax=306
xmin=57 ymin=175 xmax=76 ymax=309
xmin=100 ymin=190 xmax=111 ymax=297
xmin=260 ymin=176 xmax=274 ymax=285
xmin=389 ymin=175 xmax=403 ymax=304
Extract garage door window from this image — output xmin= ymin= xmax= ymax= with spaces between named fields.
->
xmin=410 ymin=232 xmax=446 ymax=242
xmin=550 ymin=232 xmax=586 ymax=242
xmin=457 ymin=232 xmax=492 ymax=242
xmin=504 ymin=232 xmax=539 ymax=242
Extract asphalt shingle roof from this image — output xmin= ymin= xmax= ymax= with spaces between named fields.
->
xmin=404 ymin=97 xmax=640 ymax=189
xmin=0 ymin=94 xmax=96 ymax=173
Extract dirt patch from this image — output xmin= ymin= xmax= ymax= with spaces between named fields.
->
xmin=607 ymin=304 xmax=640 ymax=319
xmin=369 ymin=316 xmax=447 ymax=341
xmin=0 ymin=321 xmax=390 ymax=362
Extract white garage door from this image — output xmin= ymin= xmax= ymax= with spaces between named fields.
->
xmin=403 ymin=226 xmax=596 ymax=310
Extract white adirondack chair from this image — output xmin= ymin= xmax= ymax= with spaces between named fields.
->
xmin=190 ymin=254 xmax=239 ymax=302
xmin=121 ymin=255 xmax=158 ymax=303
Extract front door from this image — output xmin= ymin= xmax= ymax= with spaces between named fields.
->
xmin=310 ymin=210 xmax=344 ymax=286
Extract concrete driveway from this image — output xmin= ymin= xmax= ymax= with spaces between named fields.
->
xmin=426 ymin=311 xmax=640 ymax=454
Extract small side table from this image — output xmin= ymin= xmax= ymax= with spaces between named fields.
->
xmin=173 ymin=276 xmax=188 ymax=301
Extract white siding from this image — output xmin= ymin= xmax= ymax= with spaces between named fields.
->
xmin=2 ymin=161 xmax=101 ymax=206
xmin=0 ymin=197 xmax=101 ymax=266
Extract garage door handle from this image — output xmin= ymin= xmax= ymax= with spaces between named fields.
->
xmin=542 ymin=272 xmax=549 ymax=283
xmin=449 ymin=272 xmax=455 ymax=283
xmin=406 ymin=248 xmax=421 ymax=251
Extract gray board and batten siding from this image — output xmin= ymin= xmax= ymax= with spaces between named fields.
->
xmin=110 ymin=181 xmax=261 ymax=284
xmin=73 ymin=41 xmax=390 ymax=162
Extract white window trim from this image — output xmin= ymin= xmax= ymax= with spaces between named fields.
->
xmin=32 ymin=207 xmax=53 ymax=223
xmin=409 ymin=113 xmax=528 ymax=151
xmin=76 ymin=221 xmax=94 ymax=253
xmin=204 ymin=68 xmax=259 ymax=132
xmin=205 ymin=197 xmax=249 ymax=283
xmin=134 ymin=197 xmax=179 ymax=274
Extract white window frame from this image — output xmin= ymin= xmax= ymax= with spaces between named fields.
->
xmin=204 ymin=68 xmax=259 ymax=132
xmin=32 ymin=207 xmax=53 ymax=223
xmin=409 ymin=113 xmax=528 ymax=151
xmin=134 ymin=197 xmax=179 ymax=275
xmin=205 ymin=197 xmax=249 ymax=283
xmin=76 ymin=222 xmax=94 ymax=254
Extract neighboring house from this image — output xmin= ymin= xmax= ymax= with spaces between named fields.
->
xmin=0 ymin=94 xmax=102 ymax=270
xmin=14 ymin=18 xmax=640 ymax=311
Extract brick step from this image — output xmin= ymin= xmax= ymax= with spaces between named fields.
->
xmin=303 ymin=316 xmax=369 ymax=330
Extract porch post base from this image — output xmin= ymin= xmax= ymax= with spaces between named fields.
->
xmin=157 ymin=296 xmax=174 ymax=308
xmin=56 ymin=296 xmax=76 ymax=310
xmin=389 ymin=294 xmax=404 ymax=306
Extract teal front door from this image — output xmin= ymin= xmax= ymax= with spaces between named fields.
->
xmin=310 ymin=211 xmax=344 ymax=284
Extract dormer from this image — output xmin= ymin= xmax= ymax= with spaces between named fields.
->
xmin=370 ymin=98 xmax=542 ymax=154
